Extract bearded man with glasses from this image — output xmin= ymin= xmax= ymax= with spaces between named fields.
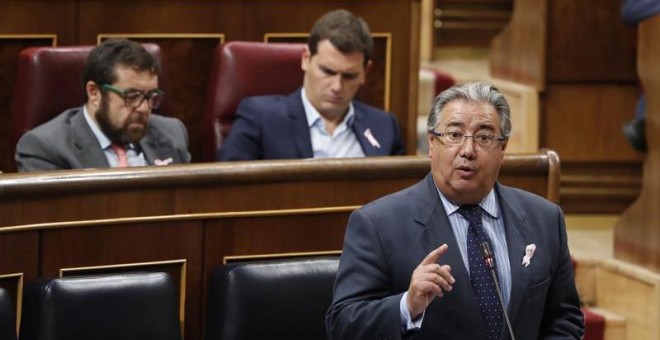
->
xmin=16 ymin=38 xmax=190 ymax=171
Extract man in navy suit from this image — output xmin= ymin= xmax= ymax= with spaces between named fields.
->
xmin=218 ymin=10 xmax=405 ymax=161
xmin=326 ymin=82 xmax=584 ymax=339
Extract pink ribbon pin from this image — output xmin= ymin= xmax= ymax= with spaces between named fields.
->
xmin=364 ymin=129 xmax=381 ymax=149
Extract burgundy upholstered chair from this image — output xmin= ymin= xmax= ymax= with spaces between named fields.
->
xmin=10 ymin=44 xmax=162 ymax=157
xmin=202 ymin=41 xmax=305 ymax=162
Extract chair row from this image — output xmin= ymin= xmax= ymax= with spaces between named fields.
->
xmin=10 ymin=41 xmax=305 ymax=165
xmin=0 ymin=256 xmax=338 ymax=340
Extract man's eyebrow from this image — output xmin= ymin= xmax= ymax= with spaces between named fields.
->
xmin=319 ymin=64 xmax=359 ymax=78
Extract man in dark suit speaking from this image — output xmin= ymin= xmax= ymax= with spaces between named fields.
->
xmin=15 ymin=38 xmax=190 ymax=171
xmin=326 ymin=82 xmax=584 ymax=339
xmin=218 ymin=9 xmax=405 ymax=161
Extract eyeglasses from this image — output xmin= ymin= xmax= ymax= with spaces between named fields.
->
xmin=429 ymin=130 xmax=508 ymax=147
xmin=101 ymin=84 xmax=164 ymax=109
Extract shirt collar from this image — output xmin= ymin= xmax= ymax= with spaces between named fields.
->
xmin=301 ymin=88 xmax=355 ymax=129
xmin=436 ymin=186 xmax=499 ymax=219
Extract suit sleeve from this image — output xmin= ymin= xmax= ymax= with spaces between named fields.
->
xmin=217 ymin=98 xmax=264 ymax=161
xmin=326 ymin=209 xmax=405 ymax=340
xmin=539 ymin=205 xmax=584 ymax=339
xmin=15 ymin=131 xmax=67 ymax=172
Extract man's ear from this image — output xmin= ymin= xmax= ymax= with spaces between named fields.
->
xmin=301 ymin=46 xmax=311 ymax=72
xmin=427 ymin=132 xmax=435 ymax=158
xmin=86 ymin=81 xmax=101 ymax=107
xmin=364 ymin=59 xmax=373 ymax=76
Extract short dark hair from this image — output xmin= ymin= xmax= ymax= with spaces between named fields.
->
xmin=308 ymin=9 xmax=374 ymax=66
xmin=82 ymin=38 xmax=161 ymax=101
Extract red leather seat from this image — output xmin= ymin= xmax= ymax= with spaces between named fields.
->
xmin=11 ymin=46 xmax=92 ymax=151
xmin=10 ymin=44 xmax=162 ymax=162
xmin=202 ymin=41 xmax=305 ymax=162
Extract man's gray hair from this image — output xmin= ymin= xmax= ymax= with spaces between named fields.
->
xmin=427 ymin=81 xmax=512 ymax=137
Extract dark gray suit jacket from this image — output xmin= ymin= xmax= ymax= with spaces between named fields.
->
xmin=15 ymin=107 xmax=191 ymax=171
xmin=218 ymin=89 xmax=405 ymax=161
xmin=326 ymin=174 xmax=584 ymax=340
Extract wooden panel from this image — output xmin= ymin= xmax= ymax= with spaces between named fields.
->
xmin=615 ymin=14 xmax=660 ymax=272
xmin=0 ymin=232 xmax=38 ymax=280
xmin=489 ymin=0 xmax=547 ymax=89
xmin=490 ymin=0 xmax=642 ymax=215
xmin=434 ymin=0 xmax=513 ymax=48
xmin=595 ymin=260 xmax=660 ymax=339
xmin=561 ymin=160 xmax=642 ymax=214
xmin=203 ymin=210 xmax=349 ymax=288
xmin=41 ymin=221 xmax=203 ymax=340
xmin=542 ymin=84 xmax=641 ymax=162
xmin=0 ymin=0 xmax=76 ymax=173
xmin=0 ymin=153 xmax=556 ymax=228
xmin=547 ymin=0 xmax=637 ymax=82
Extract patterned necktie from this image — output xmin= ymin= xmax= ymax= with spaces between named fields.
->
xmin=457 ymin=204 xmax=503 ymax=340
xmin=110 ymin=143 xmax=129 ymax=167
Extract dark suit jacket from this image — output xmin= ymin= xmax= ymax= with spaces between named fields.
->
xmin=218 ymin=89 xmax=405 ymax=161
xmin=326 ymin=174 xmax=584 ymax=340
xmin=15 ymin=107 xmax=191 ymax=171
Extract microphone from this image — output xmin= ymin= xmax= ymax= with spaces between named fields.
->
xmin=481 ymin=241 xmax=516 ymax=340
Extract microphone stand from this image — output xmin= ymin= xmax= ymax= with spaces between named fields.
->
xmin=481 ymin=242 xmax=516 ymax=340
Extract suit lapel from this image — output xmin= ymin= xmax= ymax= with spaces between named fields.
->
xmin=140 ymin=127 xmax=177 ymax=165
xmin=288 ymin=90 xmax=313 ymax=158
xmin=71 ymin=108 xmax=110 ymax=168
xmin=415 ymin=175 xmax=486 ymax=333
xmin=496 ymin=183 xmax=532 ymax=325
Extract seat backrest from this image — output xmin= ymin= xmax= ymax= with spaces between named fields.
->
xmin=202 ymin=41 xmax=305 ymax=161
xmin=10 ymin=44 xmax=162 ymax=153
xmin=206 ymin=256 xmax=339 ymax=340
xmin=0 ymin=287 xmax=17 ymax=340
xmin=19 ymin=272 xmax=181 ymax=340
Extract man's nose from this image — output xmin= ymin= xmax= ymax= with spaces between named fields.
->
xmin=460 ymin=136 xmax=477 ymax=158
xmin=329 ymin=74 xmax=343 ymax=91
xmin=135 ymin=97 xmax=151 ymax=113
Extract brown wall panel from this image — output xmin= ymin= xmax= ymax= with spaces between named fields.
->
xmin=203 ymin=212 xmax=348 ymax=280
xmin=0 ymin=232 xmax=38 ymax=279
xmin=490 ymin=0 xmax=642 ymax=213
xmin=547 ymin=0 xmax=637 ymax=82
xmin=542 ymin=84 xmax=641 ymax=162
